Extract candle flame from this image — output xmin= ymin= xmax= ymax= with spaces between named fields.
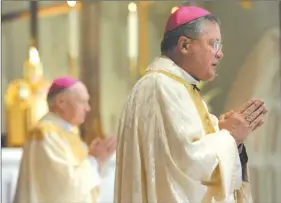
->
xmin=128 ymin=2 xmax=137 ymax=12
xmin=67 ymin=1 xmax=76 ymax=7
xmin=29 ymin=46 xmax=40 ymax=64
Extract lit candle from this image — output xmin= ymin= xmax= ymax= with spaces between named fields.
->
xmin=127 ymin=2 xmax=138 ymax=85
xmin=127 ymin=2 xmax=138 ymax=59
xmin=29 ymin=46 xmax=40 ymax=65
xmin=67 ymin=1 xmax=78 ymax=58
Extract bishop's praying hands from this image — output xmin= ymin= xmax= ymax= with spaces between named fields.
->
xmin=219 ymin=99 xmax=267 ymax=183
xmin=219 ymin=99 xmax=267 ymax=144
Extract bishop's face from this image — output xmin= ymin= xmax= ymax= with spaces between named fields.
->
xmin=58 ymin=83 xmax=91 ymax=126
xmin=68 ymin=83 xmax=91 ymax=126
xmin=180 ymin=20 xmax=223 ymax=81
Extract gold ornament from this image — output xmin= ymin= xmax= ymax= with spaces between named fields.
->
xmin=240 ymin=0 xmax=252 ymax=9
xmin=5 ymin=47 xmax=50 ymax=147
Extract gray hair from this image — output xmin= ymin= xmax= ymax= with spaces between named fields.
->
xmin=47 ymin=87 xmax=73 ymax=109
xmin=160 ymin=14 xmax=220 ymax=53
xmin=47 ymin=91 xmax=60 ymax=109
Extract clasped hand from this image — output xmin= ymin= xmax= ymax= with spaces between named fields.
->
xmin=219 ymin=99 xmax=268 ymax=145
xmin=88 ymin=135 xmax=117 ymax=166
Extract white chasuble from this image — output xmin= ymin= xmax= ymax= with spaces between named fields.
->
xmin=114 ymin=56 xmax=251 ymax=203
xmin=14 ymin=113 xmax=100 ymax=203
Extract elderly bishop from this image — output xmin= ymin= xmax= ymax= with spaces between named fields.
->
xmin=14 ymin=77 xmax=116 ymax=203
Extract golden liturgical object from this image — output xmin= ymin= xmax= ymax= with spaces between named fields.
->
xmin=5 ymin=47 xmax=50 ymax=147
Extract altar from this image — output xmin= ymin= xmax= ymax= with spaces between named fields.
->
xmin=1 ymin=148 xmax=22 ymax=203
xmin=1 ymin=148 xmax=116 ymax=203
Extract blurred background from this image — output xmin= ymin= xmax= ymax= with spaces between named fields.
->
xmin=1 ymin=1 xmax=280 ymax=203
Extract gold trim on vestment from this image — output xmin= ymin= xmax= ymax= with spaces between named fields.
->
xmin=27 ymin=121 xmax=87 ymax=163
xmin=146 ymin=70 xmax=216 ymax=134
xmin=146 ymin=70 xmax=244 ymax=202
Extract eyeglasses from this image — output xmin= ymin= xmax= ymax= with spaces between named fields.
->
xmin=210 ymin=39 xmax=223 ymax=53
xmin=184 ymin=36 xmax=223 ymax=53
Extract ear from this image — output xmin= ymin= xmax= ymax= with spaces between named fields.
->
xmin=55 ymin=94 xmax=66 ymax=107
xmin=177 ymin=36 xmax=191 ymax=55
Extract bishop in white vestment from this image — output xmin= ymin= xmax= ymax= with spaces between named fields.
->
xmin=114 ymin=6 xmax=267 ymax=203
xmin=14 ymin=77 xmax=116 ymax=203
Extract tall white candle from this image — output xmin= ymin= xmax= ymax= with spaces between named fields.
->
xmin=68 ymin=2 xmax=78 ymax=58
xmin=127 ymin=3 xmax=138 ymax=59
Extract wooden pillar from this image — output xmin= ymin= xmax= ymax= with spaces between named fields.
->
xmin=30 ymin=1 xmax=38 ymax=48
xmin=80 ymin=2 xmax=103 ymax=145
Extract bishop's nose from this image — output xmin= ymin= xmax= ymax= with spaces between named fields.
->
xmin=216 ymin=48 xmax=223 ymax=60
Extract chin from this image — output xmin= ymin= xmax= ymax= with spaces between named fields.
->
xmin=204 ymin=71 xmax=216 ymax=81
xmin=207 ymin=75 xmax=216 ymax=81
xmin=79 ymin=118 xmax=86 ymax=125
xmin=201 ymin=74 xmax=215 ymax=82
xmin=76 ymin=120 xmax=84 ymax=126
